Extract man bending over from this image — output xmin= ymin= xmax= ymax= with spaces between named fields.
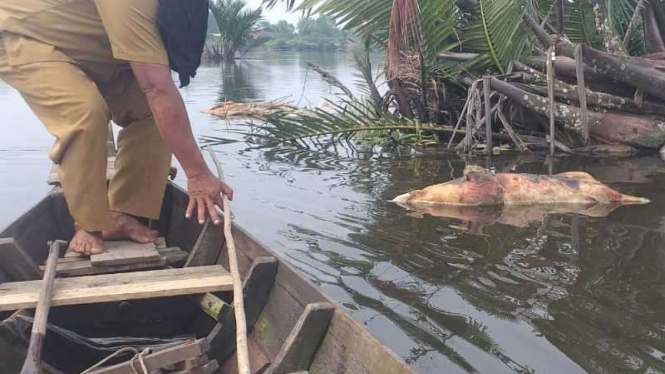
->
xmin=0 ymin=0 xmax=232 ymax=254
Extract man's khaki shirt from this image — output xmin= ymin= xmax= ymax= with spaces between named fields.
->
xmin=0 ymin=0 xmax=168 ymax=66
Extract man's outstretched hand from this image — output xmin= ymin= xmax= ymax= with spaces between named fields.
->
xmin=186 ymin=172 xmax=234 ymax=225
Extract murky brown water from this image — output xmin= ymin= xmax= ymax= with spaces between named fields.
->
xmin=2 ymin=52 xmax=665 ymax=374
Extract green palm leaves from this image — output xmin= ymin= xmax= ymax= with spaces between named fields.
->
xmin=461 ymin=0 xmax=531 ymax=73
xmin=209 ymin=0 xmax=264 ymax=61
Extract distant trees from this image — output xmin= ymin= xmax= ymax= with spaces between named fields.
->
xmin=297 ymin=15 xmax=343 ymax=39
xmin=273 ymin=20 xmax=296 ymax=37
xmin=206 ymin=0 xmax=266 ymax=62
xmin=263 ymin=15 xmax=349 ymax=51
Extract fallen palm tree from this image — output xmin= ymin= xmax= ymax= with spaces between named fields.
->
xmin=202 ymin=97 xmax=299 ymax=120
xmin=250 ymin=0 xmax=665 ymax=158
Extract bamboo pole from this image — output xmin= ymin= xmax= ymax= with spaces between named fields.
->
xmin=206 ymin=146 xmax=250 ymax=374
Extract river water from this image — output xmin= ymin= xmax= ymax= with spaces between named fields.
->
xmin=2 ymin=51 xmax=665 ymax=374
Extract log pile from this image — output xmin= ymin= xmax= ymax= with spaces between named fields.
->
xmin=445 ymin=4 xmax=665 ymax=156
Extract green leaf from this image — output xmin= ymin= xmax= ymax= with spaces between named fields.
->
xmin=462 ymin=0 xmax=531 ymax=73
xmin=539 ymin=0 xmax=602 ymax=48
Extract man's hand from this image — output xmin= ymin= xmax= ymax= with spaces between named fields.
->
xmin=130 ymin=62 xmax=235 ymax=226
xmin=186 ymin=172 xmax=234 ymax=225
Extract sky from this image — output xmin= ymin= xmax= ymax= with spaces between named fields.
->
xmin=246 ymin=0 xmax=304 ymax=25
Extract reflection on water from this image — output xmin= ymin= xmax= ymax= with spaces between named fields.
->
xmin=2 ymin=52 xmax=665 ymax=374
xmin=267 ymin=151 xmax=665 ymax=374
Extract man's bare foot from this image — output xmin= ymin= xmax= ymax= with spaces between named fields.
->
xmin=102 ymin=211 xmax=159 ymax=244
xmin=70 ymin=228 xmax=104 ymax=255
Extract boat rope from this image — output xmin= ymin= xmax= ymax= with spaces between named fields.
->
xmin=80 ymin=347 xmax=152 ymax=374
xmin=130 ymin=348 xmax=151 ymax=374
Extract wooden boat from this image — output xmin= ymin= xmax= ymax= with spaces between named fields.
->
xmin=0 ymin=182 xmax=415 ymax=374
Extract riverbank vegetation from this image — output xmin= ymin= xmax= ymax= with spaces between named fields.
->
xmin=217 ymin=0 xmax=665 ymax=156
xmin=204 ymin=1 xmax=350 ymax=60
xmin=205 ymin=0 xmax=266 ymax=62
xmin=261 ymin=16 xmax=350 ymax=52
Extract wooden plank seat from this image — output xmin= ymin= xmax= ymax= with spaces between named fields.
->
xmin=0 ymin=265 xmax=233 ymax=312
xmin=38 ymin=238 xmax=189 ymax=277
xmin=41 ymin=247 xmax=189 ymax=277
xmin=90 ymin=241 xmax=161 ymax=267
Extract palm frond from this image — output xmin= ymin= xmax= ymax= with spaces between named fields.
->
xmin=566 ymin=0 xmax=603 ymax=47
xmin=419 ymin=0 xmax=459 ymax=63
xmin=262 ymin=0 xmax=299 ymax=11
xmin=462 ymin=0 xmax=531 ymax=73
xmin=304 ymin=0 xmax=395 ymax=37
xmin=539 ymin=0 xmax=602 ymax=47
xmin=210 ymin=98 xmax=455 ymax=146
xmin=306 ymin=63 xmax=357 ymax=100
xmin=604 ymin=0 xmax=639 ymax=35
xmin=349 ymin=37 xmax=384 ymax=106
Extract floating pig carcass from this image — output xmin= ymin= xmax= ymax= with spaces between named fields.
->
xmin=393 ymin=166 xmax=650 ymax=208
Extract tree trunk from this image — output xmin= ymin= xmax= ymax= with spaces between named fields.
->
xmin=490 ymin=77 xmax=665 ymax=149
xmin=525 ymin=15 xmax=665 ymax=101
xmin=587 ymin=0 xmax=628 ymax=55
xmin=514 ymin=64 xmax=665 ymax=115
xmin=388 ymin=79 xmax=415 ymax=119
xmin=514 ymin=82 xmax=665 ymax=116
xmin=644 ymin=0 xmax=665 ymax=53
xmin=523 ymin=56 xmax=636 ymax=97
xmin=225 ymin=50 xmax=236 ymax=63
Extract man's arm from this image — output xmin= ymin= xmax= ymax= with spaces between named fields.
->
xmin=130 ymin=62 xmax=233 ymax=225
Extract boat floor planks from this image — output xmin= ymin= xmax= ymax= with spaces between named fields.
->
xmin=0 ymin=265 xmax=232 ymax=311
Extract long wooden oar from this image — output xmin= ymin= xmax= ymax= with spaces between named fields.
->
xmin=206 ymin=146 xmax=251 ymax=374
xmin=20 ymin=240 xmax=66 ymax=374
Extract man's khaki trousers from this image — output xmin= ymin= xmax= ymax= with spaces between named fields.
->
xmin=0 ymin=34 xmax=172 ymax=231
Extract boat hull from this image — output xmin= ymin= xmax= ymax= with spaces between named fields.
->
xmin=0 ymin=183 xmax=414 ymax=374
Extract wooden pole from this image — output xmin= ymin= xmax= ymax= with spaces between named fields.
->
xmin=555 ymin=0 xmax=565 ymax=36
xmin=483 ymin=76 xmax=493 ymax=154
xmin=20 ymin=240 xmax=65 ymax=374
xmin=546 ymin=46 xmax=556 ymax=157
xmin=574 ymin=45 xmax=589 ymax=145
xmin=206 ymin=146 xmax=251 ymax=374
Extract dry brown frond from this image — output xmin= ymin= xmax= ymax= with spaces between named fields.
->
xmin=387 ymin=0 xmax=423 ymax=79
